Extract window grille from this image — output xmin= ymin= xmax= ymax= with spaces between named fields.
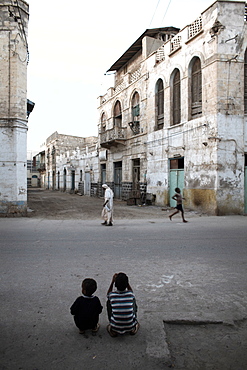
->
xmin=130 ymin=67 xmax=141 ymax=83
xmin=156 ymin=45 xmax=165 ymax=62
xmin=170 ymin=36 xmax=181 ymax=53
xmin=115 ymin=80 xmax=125 ymax=94
xmin=188 ymin=16 xmax=202 ymax=40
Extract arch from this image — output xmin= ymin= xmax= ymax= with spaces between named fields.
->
xmin=131 ymin=91 xmax=140 ymax=120
xmin=170 ymin=68 xmax=181 ymax=125
xmin=101 ymin=111 xmax=107 ymax=132
xmin=130 ymin=91 xmax=140 ymax=135
xmin=113 ymin=100 xmax=122 ymax=127
xmin=189 ymin=56 xmax=202 ymax=119
xmin=155 ymin=78 xmax=164 ymax=130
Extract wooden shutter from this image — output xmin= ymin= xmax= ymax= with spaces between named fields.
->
xmin=157 ymin=79 xmax=164 ymax=129
xmin=114 ymin=101 xmax=122 ymax=127
xmin=191 ymin=58 xmax=202 ymax=117
xmin=244 ymin=50 xmax=247 ymax=113
xmin=173 ymin=69 xmax=181 ymax=125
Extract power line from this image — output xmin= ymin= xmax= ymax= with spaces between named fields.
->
xmin=160 ymin=0 xmax=172 ymax=27
xmin=149 ymin=0 xmax=162 ymax=28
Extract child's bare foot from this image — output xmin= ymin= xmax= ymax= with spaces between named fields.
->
xmin=169 ymin=216 xmax=172 ymax=221
xmin=183 ymin=220 xmax=188 ymax=223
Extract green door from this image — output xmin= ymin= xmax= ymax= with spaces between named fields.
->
xmin=169 ymin=169 xmax=184 ymax=207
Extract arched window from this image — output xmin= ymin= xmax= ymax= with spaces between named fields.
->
xmin=131 ymin=92 xmax=140 ymax=135
xmin=244 ymin=49 xmax=247 ymax=113
xmin=155 ymin=79 xmax=164 ymax=130
xmin=113 ymin=100 xmax=122 ymax=127
xmin=172 ymin=69 xmax=181 ymax=125
xmin=191 ymin=57 xmax=202 ymax=118
xmin=101 ymin=112 xmax=106 ymax=132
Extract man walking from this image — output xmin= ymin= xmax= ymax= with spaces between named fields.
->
xmin=101 ymin=184 xmax=114 ymax=226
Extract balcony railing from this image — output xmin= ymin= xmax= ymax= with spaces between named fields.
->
xmin=37 ymin=163 xmax=46 ymax=171
xmin=100 ymin=126 xmax=127 ymax=148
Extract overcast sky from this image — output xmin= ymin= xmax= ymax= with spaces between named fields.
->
xmin=27 ymin=0 xmax=213 ymax=154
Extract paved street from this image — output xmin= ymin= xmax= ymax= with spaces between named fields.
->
xmin=0 ymin=191 xmax=247 ymax=369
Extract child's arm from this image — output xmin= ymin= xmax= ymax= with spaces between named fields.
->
xmin=107 ymin=273 xmax=118 ymax=294
xmin=70 ymin=298 xmax=78 ymax=315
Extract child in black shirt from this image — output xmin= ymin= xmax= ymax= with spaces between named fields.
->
xmin=70 ymin=278 xmax=103 ymax=334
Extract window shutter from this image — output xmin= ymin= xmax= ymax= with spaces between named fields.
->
xmin=156 ymin=79 xmax=164 ymax=129
xmin=173 ymin=69 xmax=181 ymax=125
xmin=191 ymin=58 xmax=202 ymax=117
xmin=244 ymin=50 xmax=247 ymax=113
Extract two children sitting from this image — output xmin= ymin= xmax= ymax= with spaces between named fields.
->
xmin=70 ymin=273 xmax=139 ymax=337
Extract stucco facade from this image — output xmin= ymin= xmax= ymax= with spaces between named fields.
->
xmin=0 ymin=0 xmax=29 ymax=216
xmin=98 ymin=0 xmax=247 ymax=215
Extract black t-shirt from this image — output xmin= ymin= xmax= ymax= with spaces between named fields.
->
xmin=70 ymin=295 xmax=103 ymax=330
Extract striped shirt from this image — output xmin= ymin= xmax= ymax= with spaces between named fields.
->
xmin=108 ymin=290 xmax=137 ymax=334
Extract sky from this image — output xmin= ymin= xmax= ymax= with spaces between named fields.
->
xmin=26 ymin=0 xmax=213 ymax=154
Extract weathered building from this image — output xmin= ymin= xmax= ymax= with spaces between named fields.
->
xmin=32 ymin=149 xmax=46 ymax=188
xmin=45 ymin=131 xmax=99 ymax=195
xmin=98 ymin=0 xmax=247 ymax=215
xmin=0 ymin=0 xmax=29 ymax=216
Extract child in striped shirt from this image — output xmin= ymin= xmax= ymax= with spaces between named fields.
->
xmin=107 ymin=272 xmax=139 ymax=337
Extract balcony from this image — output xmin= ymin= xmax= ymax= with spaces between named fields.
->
xmin=37 ymin=163 xmax=46 ymax=172
xmin=100 ymin=126 xmax=127 ymax=149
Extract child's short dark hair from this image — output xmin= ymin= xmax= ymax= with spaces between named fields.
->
xmin=82 ymin=278 xmax=97 ymax=296
xmin=175 ymin=187 xmax=180 ymax=193
xmin=115 ymin=272 xmax=129 ymax=291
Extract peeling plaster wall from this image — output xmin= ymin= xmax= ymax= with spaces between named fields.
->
xmin=0 ymin=1 xmax=29 ymax=216
xmin=145 ymin=0 xmax=246 ymax=214
xmin=98 ymin=1 xmax=247 ymax=214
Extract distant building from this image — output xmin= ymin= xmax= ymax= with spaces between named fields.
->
xmin=0 ymin=0 xmax=30 ymax=216
xmin=45 ymin=131 xmax=99 ymax=195
xmin=33 ymin=150 xmax=46 ymax=188
xmin=97 ymin=0 xmax=247 ymax=215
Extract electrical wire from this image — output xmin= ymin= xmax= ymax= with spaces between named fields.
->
xmin=149 ymin=0 xmax=162 ymax=28
xmin=147 ymin=0 xmax=174 ymax=56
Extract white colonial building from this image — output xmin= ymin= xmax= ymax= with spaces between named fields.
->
xmin=98 ymin=0 xmax=247 ymax=215
xmin=45 ymin=131 xmax=99 ymax=196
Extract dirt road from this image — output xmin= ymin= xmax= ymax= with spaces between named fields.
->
xmin=27 ymin=188 xmax=180 ymax=220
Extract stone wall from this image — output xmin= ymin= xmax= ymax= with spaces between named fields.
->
xmin=0 ymin=0 xmax=29 ymax=216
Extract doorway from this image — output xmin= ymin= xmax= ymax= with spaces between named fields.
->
xmin=169 ymin=157 xmax=184 ymax=207
xmin=114 ymin=161 xmax=122 ymax=199
xmin=132 ymin=159 xmax=140 ymax=191
xmin=63 ymin=169 xmax=67 ymax=191
xmin=52 ymin=171 xmax=56 ymax=190
xmin=71 ymin=170 xmax=75 ymax=191
xmin=101 ymin=164 xmax=106 ymax=186
xmin=85 ymin=171 xmax=90 ymax=195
